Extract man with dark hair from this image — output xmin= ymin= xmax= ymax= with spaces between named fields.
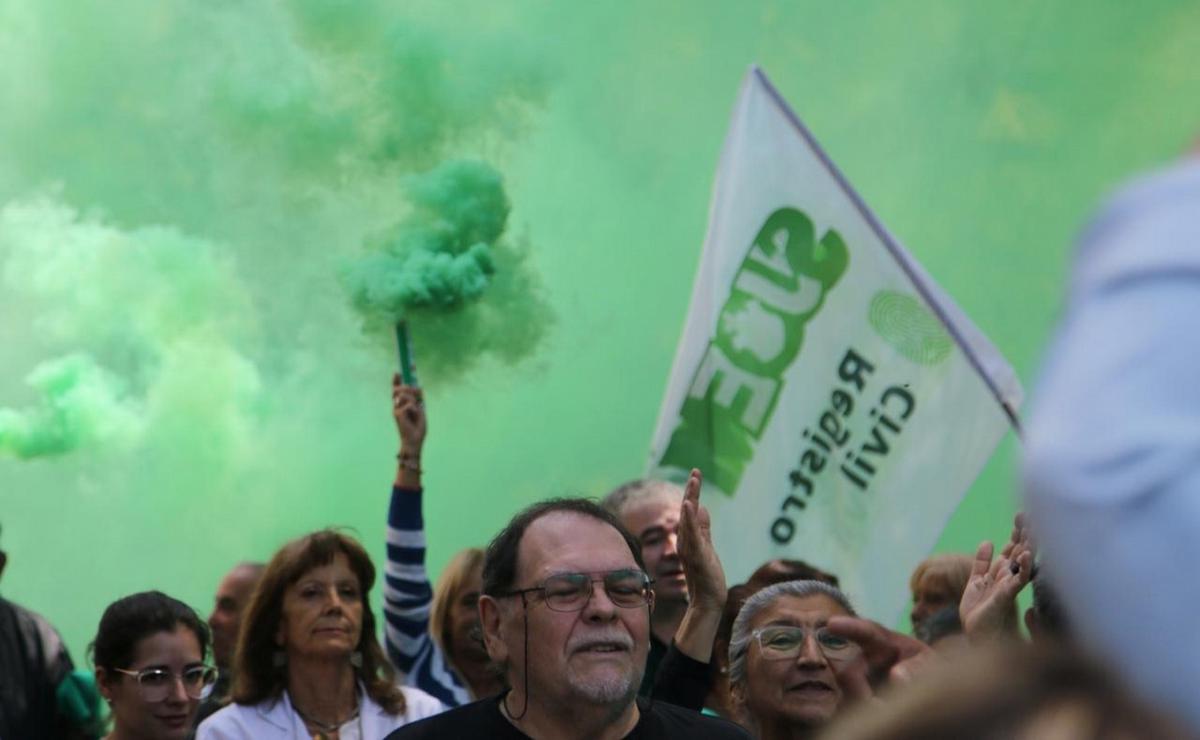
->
xmin=386 ymin=470 xmax=748 ymax=739
xmin=481 ymin=498 xmax=645 ymax=599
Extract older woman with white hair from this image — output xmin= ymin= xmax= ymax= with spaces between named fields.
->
xmin=727 ymin=580 xmax=866 ymax=739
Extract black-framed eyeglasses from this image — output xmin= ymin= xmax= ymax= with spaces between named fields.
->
xmin=499 ymin=569 xmax=654 ymax=612
xmin=752 ymin=625 xmax=861 ymax=664
xmin=112 ymin=665 xmax=219 ymax=701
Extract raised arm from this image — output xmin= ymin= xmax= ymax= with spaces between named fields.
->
xmin=652 ymin=468 xmax=728 ymax=709
xmin=393 ymin=376 xmax=424 ymax=489
xmin=672 ymin=469 xmax=728 ymax=662
xmin=381 ymin=374 xmax=471 ymax=707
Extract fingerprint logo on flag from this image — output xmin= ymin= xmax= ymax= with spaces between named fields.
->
xmin=868 ymin=290 xmax=953 ymax=365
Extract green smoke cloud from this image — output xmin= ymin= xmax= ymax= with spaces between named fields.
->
xmin=0 ymin=1 xmax=549 ymax=459
xmin=0 ymin=354 xmax=142 ymax=459
xmin=347 ymin=161 xmax=509 ymax=314
xmin=0 ymin=194 xmax=260 ymax=459
xmin=0 ymin=0 xmax=551 ymax=672
xmin=343 ymin=159 xmax=551 ymax=382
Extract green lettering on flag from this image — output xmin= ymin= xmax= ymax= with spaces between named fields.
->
xmin=659 ymin=207 xmax=849 ymax=495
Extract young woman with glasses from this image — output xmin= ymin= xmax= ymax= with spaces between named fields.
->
xmin=91 ymin=590 xmax=217 ymax=740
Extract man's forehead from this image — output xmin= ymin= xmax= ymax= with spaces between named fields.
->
xmin=217 ymin=565 xmax=261 ymax=597
xmin=915 ymin=573 xmax=958 ymax=597
xmin=620 ymin=492 xmax=682 ymax=529
xmin=517 ymin=511 xmax=638 ymax=580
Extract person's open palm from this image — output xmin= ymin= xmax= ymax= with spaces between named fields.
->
xmin=677 ymin=469 xmax=726 ymax=611
xmin=959 ymin=513 xmax=1034 ymax=638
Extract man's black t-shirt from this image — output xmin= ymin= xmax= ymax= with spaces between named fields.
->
xmin=384 ymin=695 xmax=749 ymax=739
xmin=638 ymin=634 xmax=669 ymax=697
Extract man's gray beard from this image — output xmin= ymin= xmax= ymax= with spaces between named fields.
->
xmin=565 ymin=662 xmax=643 ymax=705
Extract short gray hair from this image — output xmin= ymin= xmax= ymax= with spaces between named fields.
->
xmin=601 ymin=478 xmax=684 ymax=518
xmin=728 ymin=580 xmax=857 ymax=685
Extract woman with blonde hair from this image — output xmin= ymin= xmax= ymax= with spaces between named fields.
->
xmin=426 ymin=548 xmax=496 ymax=692
xmin=908 ymin=554 xmax=975 ymax=636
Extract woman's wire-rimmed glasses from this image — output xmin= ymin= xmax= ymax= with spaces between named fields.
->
xmin=752 ymin=625 xmax=862 ymax=664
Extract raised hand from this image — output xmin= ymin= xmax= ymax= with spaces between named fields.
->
xmin=392 ymin=374 xmax=426 ymax=489
xmin=668 ymin=468 xmax=728 ymax=665
xmin=392 ymin=372 xmax=427 ymax=454
xmin=677 ymin=468 xmax=727 ymax=611
xmin=958 ymin=512 xmax=1034 ymax=639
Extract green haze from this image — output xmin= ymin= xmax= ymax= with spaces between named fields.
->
xmin=1 ymin=0 xmax=1197 ymax=663
xmin=0 ymin=353 xmax=140 ymax=459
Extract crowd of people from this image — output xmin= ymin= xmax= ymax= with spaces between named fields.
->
xmin=2 ymin=155 xmax=1199 ymax=739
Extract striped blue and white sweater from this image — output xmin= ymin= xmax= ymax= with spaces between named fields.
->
xmin=383 ymin=486 xmax=472 ymax=708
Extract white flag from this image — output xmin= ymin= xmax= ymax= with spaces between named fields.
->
xmin=648 ymin=67 xmax=1022 ymax=623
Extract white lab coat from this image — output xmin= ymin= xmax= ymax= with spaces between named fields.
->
xmin=197 ymin=684 xmax=444 ymax=739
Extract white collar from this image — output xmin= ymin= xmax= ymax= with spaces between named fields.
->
xmin=256 ymin=683 xmax=385 ymax=733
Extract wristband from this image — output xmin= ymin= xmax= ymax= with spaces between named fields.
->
xmin=397 ymin=452 xmax=422 ymax=473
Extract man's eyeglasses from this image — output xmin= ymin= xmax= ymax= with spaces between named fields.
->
xmin=112 ymin=665 xmax=219 ymax=701
xmin=752 ymin=625 xmax=861 ymax=664
xmin=500 ymin=569 xmax=654 ymax=612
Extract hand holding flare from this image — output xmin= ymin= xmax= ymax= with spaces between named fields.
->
xmin=393 ymin=373 xmax=426 ymax=488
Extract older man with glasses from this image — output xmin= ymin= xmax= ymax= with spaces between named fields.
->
xmin=386 ymin=469 xmax=748 ymax=739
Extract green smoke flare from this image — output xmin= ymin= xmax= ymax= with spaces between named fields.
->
xmin=343 ymin=159 xmax=551 ymax=382
xmin=346 ymin=160 xmax=507 ymax=313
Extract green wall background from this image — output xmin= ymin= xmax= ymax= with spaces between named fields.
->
xmin=2 ymin=0 xmax=1198 ymax=664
